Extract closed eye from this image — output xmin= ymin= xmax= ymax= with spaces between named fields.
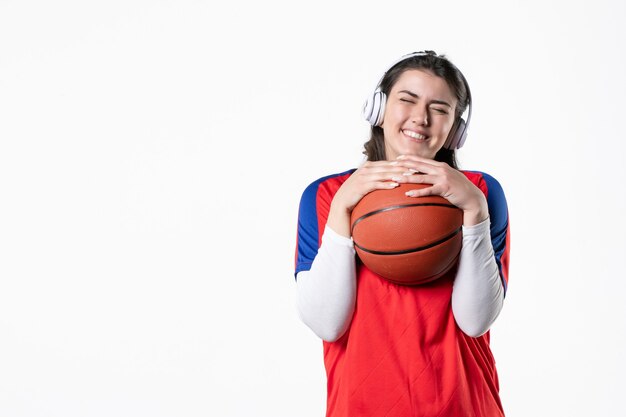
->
xmin=400 ymin=98 xmax=415 ymax=104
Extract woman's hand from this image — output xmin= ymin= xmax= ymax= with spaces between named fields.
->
xmin=392 ymin=155 xmax=489 ymax=226
xmin=327 ymin=160 xmax=407 ymax=237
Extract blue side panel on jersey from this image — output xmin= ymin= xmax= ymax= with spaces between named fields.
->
xmin=294 ymin=170 xmax=354 ymax=279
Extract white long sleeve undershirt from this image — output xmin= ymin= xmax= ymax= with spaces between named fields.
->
xmin=296 ymin=228 xmax=357 ymax=342
xmin=295 ymin=218 xmax=504 ymax=341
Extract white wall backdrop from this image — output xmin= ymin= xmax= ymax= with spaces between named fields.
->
xmin=1 ymin=1 xmax=625 ymax=416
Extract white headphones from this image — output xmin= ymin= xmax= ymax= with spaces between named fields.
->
xmin=362 ymin=50 xmax=472 ymax=150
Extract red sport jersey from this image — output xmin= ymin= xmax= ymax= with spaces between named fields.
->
xmin=294 ymin=169 xmax=511 ymax=417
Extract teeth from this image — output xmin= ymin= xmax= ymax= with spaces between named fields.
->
xmin=403 ymin=130 xmax=426 ymax=140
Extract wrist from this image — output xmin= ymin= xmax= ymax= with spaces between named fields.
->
xmin=463 ymin=200 xmax=489 ymax=226
xmin=327 ymin=202 xmax=352 ymax=238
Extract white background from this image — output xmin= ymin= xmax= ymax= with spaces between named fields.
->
xmin=1 ymin=1 xmax=625 ymax=416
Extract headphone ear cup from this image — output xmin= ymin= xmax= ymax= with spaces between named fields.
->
xmin=444 ymin=118 xmax=467 ymax=149
xmin=455 ymin=118 xmax=468 ymax=149
xmin=362 ymin=91 xmax=386 ymax=126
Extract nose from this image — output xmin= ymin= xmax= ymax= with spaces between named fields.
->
xmin=411 ymin=105 xmax=429 ymax=126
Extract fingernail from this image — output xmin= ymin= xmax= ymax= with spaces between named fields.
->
xmin=389 ymin=182 xmax=399 ymax=188
xmin=396 ymin=155 xmax=406 ymax=160
xmin=405 ymin=190 xmax=416 ymax=197
xmin=390 ymin=161 xmax=399 ymax=166
xmin=391 ymin=176 xmax=403 ymax=182
xmin=402 ymin=171 xmax=413 ymax=176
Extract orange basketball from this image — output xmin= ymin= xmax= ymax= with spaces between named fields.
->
xmin=350 ymin=183 xmax=463 ymax=285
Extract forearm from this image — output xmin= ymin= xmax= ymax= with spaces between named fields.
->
xmin=296 ymin=225 xmax=357 ymax=342
xmin=451 ymin=218 xmax=504 ymax=337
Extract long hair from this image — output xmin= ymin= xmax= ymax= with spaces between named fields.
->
xmin=362 ymin=51 xmax=470 ymax=169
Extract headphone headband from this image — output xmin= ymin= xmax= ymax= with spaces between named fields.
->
xmin=372 ymin=51 xmax=439 ymax=91
xmin=362 ymin=50 xmax=472 ymax=150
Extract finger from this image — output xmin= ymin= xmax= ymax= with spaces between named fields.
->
xmin=404 ymin=184 xmax=442 ymax=198
xmin=360 ymin=160 xmax=404 ymax=169
xmin=396 ymin=154 xmax=444 ymax=166
xmin=393 ymin=160 xmax=441 ymax=175
xmin=361 ymin=166 xmax=414 ymax=181
xmin=358 ymin=179 xmax=400 ymax=196
xmin=354 ymin=170 xmax=405 ymax=188
xmin=369 ymin=171 xmax=410 ymax=185
xmin=402 ymin=174 xmax=437 ymax=185
xmin=375 ymin=181 xmax=400 ymax=190
xmin=362 ymin=159 xmax=427 ymax=173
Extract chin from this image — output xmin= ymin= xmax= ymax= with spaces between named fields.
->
xmin=409 ymin=150 xmax=437 ymax=159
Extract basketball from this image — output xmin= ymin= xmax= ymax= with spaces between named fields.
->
xmin=350 ymin=183 xmax=463 ymax=285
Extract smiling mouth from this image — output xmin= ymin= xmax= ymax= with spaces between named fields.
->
xmin=402 ymin=130 xmax=428 ymax=141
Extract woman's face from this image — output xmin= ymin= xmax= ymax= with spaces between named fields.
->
xmin=381 ymin=69 xmax=458 ymax=160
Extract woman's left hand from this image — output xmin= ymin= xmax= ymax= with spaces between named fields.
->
xmin=392 ymin=154 xmax=489 ymax=226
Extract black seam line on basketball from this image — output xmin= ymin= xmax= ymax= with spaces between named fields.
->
xmin=351 ymin=202 xmax=458 ymax=233
xmin=353 ymin=227 xmax=461 ymax=255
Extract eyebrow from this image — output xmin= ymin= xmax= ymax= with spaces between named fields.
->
xmin=398 ymin=90 xmax=452 ymax=107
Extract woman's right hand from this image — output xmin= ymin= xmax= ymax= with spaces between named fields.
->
xmin=327 ymin=160 xmax=406 ymax=238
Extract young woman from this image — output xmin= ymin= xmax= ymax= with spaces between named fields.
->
xmin=294 ymin=51 xmax=511 ymax=417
